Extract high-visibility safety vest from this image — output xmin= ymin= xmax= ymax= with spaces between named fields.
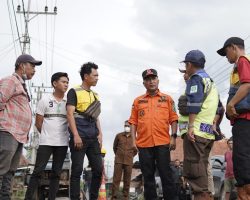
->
xmin=178 ymin=70 xmax=219 ymax=140
xmin=227 ymin=55 xmax=250 ymax=114
xmin=74 ymin=85 xmax=99 ymax=113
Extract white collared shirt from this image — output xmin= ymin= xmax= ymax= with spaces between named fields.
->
xmin=36 ymin=93 xmax=69 ymax=146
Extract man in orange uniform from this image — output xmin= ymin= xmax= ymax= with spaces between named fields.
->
xmin=129 ymin=68 xmax=178 ymax=200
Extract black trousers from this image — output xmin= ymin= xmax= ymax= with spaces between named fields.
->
xmin=232 ymin=119 xmax=250 ymax=187
xmin=138 ymin=145 xmax=177 ymax=200
xmin=70 ymin=138 xmax=102 ymax=200
xmin=25 ymin=145 xmax=68 ymax=200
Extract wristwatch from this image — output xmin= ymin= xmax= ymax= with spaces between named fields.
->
xmin=171 ymin=133 xmax=177 ymax=139
xmin=188 ymin=124 xmax=194 ymax=129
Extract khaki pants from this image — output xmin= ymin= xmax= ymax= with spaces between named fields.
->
xmin=183 ymin=134 xmax=214 ymax=193
xmin=111 ymin=163 xmax=132 ymax=200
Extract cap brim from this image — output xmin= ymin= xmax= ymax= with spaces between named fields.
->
xmin=30 ymin=60 xmax=42 ymax=66
xmin=217 ymin=48 xmax=226 ymax=56
xmin=143 ymin=74 xmax=157 ymax=79
xmin=179 ymin=69 xmax=186 ymax=73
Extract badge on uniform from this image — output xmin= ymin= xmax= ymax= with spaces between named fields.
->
xmin=190 ymin=85 xmax=198 ymax=94
xmin=158 ymin=96 xmax=167 ymax=102
xmin=139 ymin=110 xmax=145 ymax=117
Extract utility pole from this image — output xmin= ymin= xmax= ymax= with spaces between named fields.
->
xmin=16 ymin=0 xmax=57 ymax=54
xmin=29 ymin=84 xmax=53 ymax=165
xmin=16 ymin=0 xmax=56 ymax=169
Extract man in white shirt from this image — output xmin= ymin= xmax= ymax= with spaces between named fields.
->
xmin=25 ymin=72 xmax=69 ymax=200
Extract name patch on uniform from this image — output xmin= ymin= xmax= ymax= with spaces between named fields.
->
xmin=200 ymin=123 xmax=213 ymax=134
xmin=158 ymin=96 xmax=167 ymax=102
xmin=190 ymin=85 xmax=198 ymax=94
xmin=138 ymin=99 xmax=148 ymax=104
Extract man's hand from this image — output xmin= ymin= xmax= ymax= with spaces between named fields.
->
xmin=187 ymin=127 xmax=195 ymax=142
xmin=74 ymin=134 xmax=83 ymax=150
xmin=133 ymin=146 xmax=138 ymax=156
xmin=226 ymin=102 xmax=239 ymax=119
xmin=97 ymin=133 xmax=103 ymax=149
xmin=132 ymin=141 xmax=138 ymax=154
xmin=212 ymin=121 xmax=225 ymax=138
xmin=212 ymin=121 xmax=219 ymax=136
xmin=170 ymin=137 xmax=176 ymax=151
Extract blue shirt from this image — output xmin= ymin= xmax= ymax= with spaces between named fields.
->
xmin=186 ymin=69 xmax=210 ymax=114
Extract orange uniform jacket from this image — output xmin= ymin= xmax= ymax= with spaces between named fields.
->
xmin=129 ymin=90 xmax=178 ymax=148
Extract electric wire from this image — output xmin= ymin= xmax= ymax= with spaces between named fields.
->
xmin=17 ymin=0 xmax=24 ymax=36
xmin=45 ymin=7 xmax=48 ymax=84
xmin=0 ymin=41 xmax=17 ymax=56
xmin=50 ymin=0 xmax=57 ymax=76
xmin=11 ymin=0 xmax=22 ymax=53
xmin=0 ymin=44 xmax=15 ymax=62
xmin=6 ymin=0 xmax=17 ymax=57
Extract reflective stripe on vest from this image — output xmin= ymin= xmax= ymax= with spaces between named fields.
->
xmin=178 ymin=71 xmax=219 ymax=139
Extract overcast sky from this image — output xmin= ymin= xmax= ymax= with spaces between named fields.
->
xmin=1 ymin=0 xmax=250 ymax=176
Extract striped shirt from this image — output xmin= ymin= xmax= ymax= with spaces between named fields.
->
xmin=0 ymin=73 xmax=32 ymax=143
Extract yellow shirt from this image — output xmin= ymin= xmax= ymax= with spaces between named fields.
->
xmin=74 ymin=86 xmax=99 ymax=113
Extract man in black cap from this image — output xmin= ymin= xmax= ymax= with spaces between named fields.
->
xmin=0 ymin=54 xmax=42 ymax=199
xmin=129 ymin=69 xmax=178 ymax=200
xmin=217 ymin=37 xmax=250 ymax=199
xmin=180 ymin=50 xmax=219 ymax=200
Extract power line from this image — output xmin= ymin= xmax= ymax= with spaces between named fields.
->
xmin=206 ymin=34 xmax=250 ymax=76
xmin=50 ymin=0 xmax=57 ymax=76
xmin=17 ymin=0 xmax=24 ymax=36
xmin=31 ymin=38 xmax=143 ymax=87
xmin=0 ymin=44 xmax=15 ymax=62
xmin=0 ymin=42 xmax=17 ymax=56
xmin=10 ymin=0 xmax=22 ymax=53
xmin=7 ymin=0 xmax=17 ymax=57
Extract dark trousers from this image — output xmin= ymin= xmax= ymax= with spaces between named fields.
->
xmin=111 ymin=163 xmax=133 ymax=200
xmin=0 ymin=131 xmax=23 ymax=200
xmin=232 ymin=119 xmax=250 ymax=187
xmin=138 ymin=145 xmax=177 ymax=200
xmin=183 ymin=134 xmax=213 ymax=193
xmin=25 ymin=145 xmax=68 ymax=200
xmin=70 ymin=138 xmax=102 ymax=200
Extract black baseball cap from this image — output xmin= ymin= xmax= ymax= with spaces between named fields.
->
xmin=217 ymin=37 xmax=244 ymax=56
xmin=15 ymin=54 xmax=42 ymax=67
xmin=142 ymin=69 xmax=158 ymax=79
xmin=181 ymin=50 xmax=206 ymax=68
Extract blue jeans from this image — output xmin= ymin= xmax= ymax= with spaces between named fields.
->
xmin=0 ymin=131 xmax=23 ymax=200
xmin=25 ymin=145 xmax=68 ymax=200
xmin=138 ymin=145 xmax=177 ymax=200
xmin=70 ymin=138 xmax=102 ymax=200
